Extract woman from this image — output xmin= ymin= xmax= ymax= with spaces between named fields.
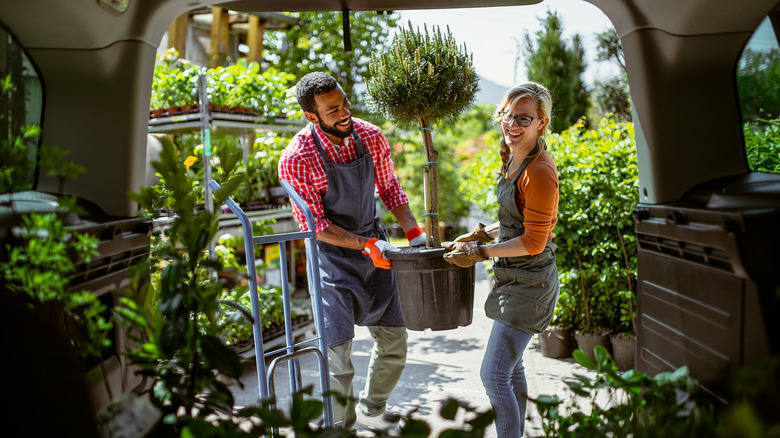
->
xmin=443 ymin=82 xmax=560 ymax=437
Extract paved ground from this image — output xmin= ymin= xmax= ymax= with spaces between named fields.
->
xmin=232 ymin=264 xmax=599 ymax=437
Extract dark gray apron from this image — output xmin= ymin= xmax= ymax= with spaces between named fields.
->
xmin=485 ymin=144 xmax=559 ymax=334
xmin=309 ymin=124 xmax=405 ymax=348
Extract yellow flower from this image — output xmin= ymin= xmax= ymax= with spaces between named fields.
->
xmin=184 ymin=155 xmax=197 ymax=169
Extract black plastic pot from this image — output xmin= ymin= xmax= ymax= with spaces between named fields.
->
xmin=540 ymin=325 xmax=575 ymax=358
xmin=387 ymin=247 xmax=475 ymax=331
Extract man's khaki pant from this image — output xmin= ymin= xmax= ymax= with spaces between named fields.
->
xmin=327 ymin=326 xmax=408 ymax=428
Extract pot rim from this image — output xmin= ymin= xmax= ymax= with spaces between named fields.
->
xmin=386 ymin=246 xmax=446 ymax=261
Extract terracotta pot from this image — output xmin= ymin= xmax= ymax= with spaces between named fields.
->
xmin=540 ymin=325 xmax=575 ymax=358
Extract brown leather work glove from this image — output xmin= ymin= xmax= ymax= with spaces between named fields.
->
xmin=443 ymin=243 xmax=487 ymax=268
xmin=451 ymin=223 xmax=493 ymax=244
xmin=442 ymin=240 xmax=480 ymax=252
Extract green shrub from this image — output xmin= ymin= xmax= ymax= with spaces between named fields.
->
xmin=550 ymin=117 xmax=638 ymax=333
xmin=744 ymin=117 xmax=780 ymax=173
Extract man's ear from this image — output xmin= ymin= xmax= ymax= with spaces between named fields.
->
xmin=304 ymin=111 xmax=319 ymax=124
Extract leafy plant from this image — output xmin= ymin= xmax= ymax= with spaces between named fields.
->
xmin=366 ymin=21 xmax=479 ymax=247
xmin=529 ymin=345 xmax=717 ymax=437
xmin=150 ymin=50 xmax=299 ymax=120
xmin=1 ymin=212 xmax=110 ymax=360
xmin=150 ymin=48 xmax=200 ymax=111
xmin=117 ymin=137 xmax=250 ymax=435
xmin=206 ymin=61 xmax=298 ymax=119
xmin=1 ymin=121 xmax=40 ymax=193
xmin=744 ymin=117 xmax=780 ymax=173
xmin=236 ymin=133 xmax=289 ymax=204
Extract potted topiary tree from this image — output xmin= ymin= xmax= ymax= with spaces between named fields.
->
xmin=365 ymin=22 xmax=479 ymax=331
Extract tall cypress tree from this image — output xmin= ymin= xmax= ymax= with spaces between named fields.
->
xmin=523 ymin=9 xmax=590 ymax=132
xmin=594 ymin=28 xmax=632 ymax=122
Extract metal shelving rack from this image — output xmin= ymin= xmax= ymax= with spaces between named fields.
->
xmin=147 ymin=75 xmax=304 ymax=223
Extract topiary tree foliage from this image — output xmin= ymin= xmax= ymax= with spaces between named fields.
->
xmin=365 ymin=21 xmax=479 ymax=247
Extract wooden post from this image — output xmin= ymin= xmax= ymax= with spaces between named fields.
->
xmin=167 ymin=13 xmax=188 ymax=56
xmin=418 ymin=117 xmax=440 ymax=248
xmin=247 ymin=15 xmax=267 ymax=65
xmin=209 ymin=6 xmax=230 ymax=68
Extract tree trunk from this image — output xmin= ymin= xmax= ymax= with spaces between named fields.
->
xmin=418 ymin=117 xmax=440 ymax=247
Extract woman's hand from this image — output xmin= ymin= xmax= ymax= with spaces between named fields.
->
xmin=442 ymin=241 xmax=487 ymax=268
xmin=451 ymin=223 xmax=494 ymax=244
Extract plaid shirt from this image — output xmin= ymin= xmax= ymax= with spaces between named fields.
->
xmin=278 ymin=118 xmax=409 ymax=232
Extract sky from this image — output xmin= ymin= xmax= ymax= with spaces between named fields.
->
xmin=396 ymin=0 xmax=617 ymax=88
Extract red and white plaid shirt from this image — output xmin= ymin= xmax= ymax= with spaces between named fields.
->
xmin=278 ymin=117 xmax=409 ymax=232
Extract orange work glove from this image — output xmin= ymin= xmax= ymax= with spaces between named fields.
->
xmin=362 ymin=237 xmax=397 ymax=269
xmin=405 ymin=225 xmax=428 ymax=247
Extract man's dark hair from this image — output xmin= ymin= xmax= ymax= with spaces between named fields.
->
xmin=295 ymin=72 xmax=339 ymax=114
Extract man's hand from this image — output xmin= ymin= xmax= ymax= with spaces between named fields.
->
xmin=362 ymin=238 xmax=398 ymax=269
xmin=443 ymin=242 xmax=487 ymax=268
xmin=405 ymin=226 xmax=428 ymax=247
xmin=452 ymin=223 xmax=493 ymax=244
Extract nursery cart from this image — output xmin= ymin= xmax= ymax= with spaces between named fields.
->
xmin=209 ymin=179 xmax=333 ymax=427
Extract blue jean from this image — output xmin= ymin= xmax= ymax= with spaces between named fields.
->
xmin=481 ymin=320 xmax=534 ymax=438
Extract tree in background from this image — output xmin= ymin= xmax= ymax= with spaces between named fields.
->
xmin=265 ymin=11 xmax=399 ymax=121
xmin=737 ymin=48 xmax=780 ymax=123
xmin=593 ymin=28 xmax=632 ymax=122
xmin=523 ymin=9 xmax=590 ymax=132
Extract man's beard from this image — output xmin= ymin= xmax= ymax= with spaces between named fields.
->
xmin=320 ymin=117 xmax=353 ymax=140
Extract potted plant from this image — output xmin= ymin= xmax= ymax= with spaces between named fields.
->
xmin=150 ymin=48 xmax=199 ymax=115
xmin=609 ymin=289 xmax=637 ymax=370
xmin=365 ymin=22 xmax=479 ymax=331
xmin=539 ymin=288 xmax=577 ymax=359
xmin=546 ymin=117 xmax=638 ymax=361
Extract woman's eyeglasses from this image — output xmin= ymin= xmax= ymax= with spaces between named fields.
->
xmin=498 ymin=111 xmax=541 ymax=127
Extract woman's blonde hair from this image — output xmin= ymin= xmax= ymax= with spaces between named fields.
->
xmin=493 ymin=82 xmax=553 ymax=175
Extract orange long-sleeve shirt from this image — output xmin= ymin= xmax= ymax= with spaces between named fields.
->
xmin=510 ymin=149 xmax=559 ymax=255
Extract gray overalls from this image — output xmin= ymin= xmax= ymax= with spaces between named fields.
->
xmin=309 ymin=124 xmax=407 ymax=426
xmin=486 ymin=145 xmax=559 ymax=334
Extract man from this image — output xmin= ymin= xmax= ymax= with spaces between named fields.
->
xmin=278 ymin=72 xmax=427 ymax=429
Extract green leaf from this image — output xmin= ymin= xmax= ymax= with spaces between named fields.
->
xmin=399 ymin=418 xmax=431 ymax=438
xmin=200 ymin=334 xmax=242 ymax=379
xmin=467 ymin=409 xmax=495 ymax=431
xmin=439 ymin=398 xmax=460 ymax=420
xmin=573 ymin=348 xmax=596 ymax=369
